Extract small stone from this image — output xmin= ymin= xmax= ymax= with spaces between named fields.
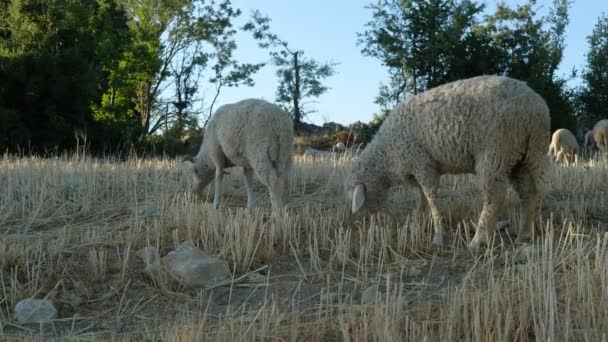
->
xmin=361 ymin=284 xmax=380 ymax=305
xmin=408 ymin=266 xmax=423 ymax=277
xmin=246 ymin=271 xmax=268 ymax=283
xmin=69 ymin=294 xmax=87 ymax=306
xmin=15 ymin=298 xmax=57 ymax=324
xmin=161 ymin=240 xmax=231 ymax=288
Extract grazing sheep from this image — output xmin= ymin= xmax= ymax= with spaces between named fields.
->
xmin=584 ymin=130 xmax=598 ymax=157
xmin=347 ymin=75 xmax=551 ymax=250
xmin=593 ymin=119 xmax=608 ymax=154
xmin=183 ymin=99 xmax=294 ymax=212
xmin=548 ymin=128 xmax=580 ymax=164
xmin=333 ymin=141 xmax=346 ymax=152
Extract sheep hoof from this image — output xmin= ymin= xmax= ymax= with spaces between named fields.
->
xmin=468 ymin=233 xmax=487 ymax=251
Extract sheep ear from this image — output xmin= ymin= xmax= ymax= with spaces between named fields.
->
xmin=352 ymin=184 xmax=366 ymax=213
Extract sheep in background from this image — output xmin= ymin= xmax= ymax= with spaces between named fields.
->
xmin=183 ymin=99 xmax=294 ymax=212
xmin=584 ymin=130 xmax=598 ymax=157
xmin=347 ymin=75 xmax=550 ymax=250
xmin=332 ymin=141 xmax=346 ymax=153
xmin=593 ymin=119 xmax=608 ymax=154
xmin=548 ymin=128 xmax=580 ymax=164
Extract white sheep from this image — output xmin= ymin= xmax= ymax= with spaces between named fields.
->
xmin=548 ymin=128 xmax=580 ymax=164
xmin=333 ymin=141 xmax=346 ymax=152
xmin=584 ymin=130 xmax=598 ymax=157
xmin=183 ymin=99 xmax=294 ymax=212
xmin=593 ymin=119 xmax=608 ymax=154
xmin=348 ymin=75 xmax=551 ymax=250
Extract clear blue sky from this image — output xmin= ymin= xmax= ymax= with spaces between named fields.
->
xmin=207 ymin=0 xmax=608 ymax=126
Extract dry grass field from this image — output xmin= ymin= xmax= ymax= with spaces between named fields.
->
xmin=2 ymin=151 xmax=608 ymax=341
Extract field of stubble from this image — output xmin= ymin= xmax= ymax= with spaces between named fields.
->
xmin=1 ymin=152 xmax=608 ymax=341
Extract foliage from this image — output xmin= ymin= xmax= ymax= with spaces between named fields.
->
xmin=245 ymin=10 xmax=338 ymax=128
xmin=359 ymin=0 xmax=576 ymax=132
xmin=0 ymin=0 xmax=266 ymax=154
xmin=577 ymin=13 xmax=608 ymax=129
xmin=0 ymin=0 xmax=130 ymax=152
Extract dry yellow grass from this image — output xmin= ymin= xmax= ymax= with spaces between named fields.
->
xmin=1 ymin=151 xmax=608 ymax=341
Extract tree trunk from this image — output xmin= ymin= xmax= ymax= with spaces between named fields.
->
xmin=292 ymin=51 xmax=302 ymax=128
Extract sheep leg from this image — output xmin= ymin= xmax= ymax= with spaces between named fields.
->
xmin=417 ymin=186 xmax=429 ymax=212
xmin=406 ymin=177 xmax=428 ymax=213
xmin=469 ymin=176 xmax=507 ymax=250
xmin=243 ymin=167 xmax=256 ymax=209
xmin=511 ymin=170 xmax=539 ymax=244
xmin=212 ymin=167 xmax=224 ymax=209
xmin=555 ymin=150 xmax=564 ymax=164
xmin=415 ymin=173 xmax=445 ymax=246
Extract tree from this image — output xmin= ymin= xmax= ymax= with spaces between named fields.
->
xmin=358 ymin=0 xmax=496 ymax=110
xmin=245 ymin=11 xmax=337 ymax=128
xmin=578 ymin=13 xmax=608 ymax=128
xmin=482 ymin=0 xmax=575 ymax=131
xmin=0 ymin=0 xmax=131 ymax=152
xmin=358 ymin=0 xmax=575 ymax=131
xmin=97 ymin=0 xmax=265 ymax=142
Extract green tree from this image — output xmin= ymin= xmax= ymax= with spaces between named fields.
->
xmin=359 ymin=0 xmax=575 ymax=131
xmin=578 ymin=13 xmax=608 ymax=128
xmin=482 ymin=0 xmax=575 ymax=131
xmin=0 ymin=0 xmax=130 ymax=152
xmin=96 ymin=0 xmax=265 ymax=142
xmin=358 ymin=0 xmax=496 ymax=112
xmin=245 ymin=11 xmax=337 ymax=128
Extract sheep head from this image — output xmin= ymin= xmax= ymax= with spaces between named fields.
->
xmin=345 ymin=163 xmax=390 ymax=216
xmin=182 ymin=154 xmax=215 ymax=194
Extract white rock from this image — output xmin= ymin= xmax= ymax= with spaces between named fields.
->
xmin=408 ymin=266 xmax=423 ymax=277
xmin=361 ymin=284 xmax=380 ymax=305
xmin=69 ymin=294 xmax=87 ymax=306
xmin=15 ymin=298 xmax=57 ymax=324
xmin=161 ymin=241 xmax=231 ymax=288
xmin=246 ymin=271 xmax=268 ymax=283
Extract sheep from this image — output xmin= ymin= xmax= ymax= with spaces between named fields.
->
xmin=584 ymin=130 xmax=598 ymax=157
xmin=347 ymin=75 xmax=551 ymax=250
xmin=548 ymin=128 xmax=580 ymax=164
xmin=593 ymin=119 xmax=608 ymax=154
xmin=183 ymin=98 xmax=294 ymax=212
xmin=333 ymin=141 xmax=346 ymax=153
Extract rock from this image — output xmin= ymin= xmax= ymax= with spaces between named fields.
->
xmin=246 ymin=271 xmax=268 ymax=283
xmin=408 ymin=266 xmax=423 ymax=277
xmin=69 ymin=294 xmax=87 ymax=306
xmin=161 ymin=241 xmax=231 ymax=288
xmin=137 ymin=246 xmax=162 ymax=277
xmin=515 ymin=245 xmax=539 ymax=263
xmin=361 ymin=285 xmax=380 ymax=305
xmin=14 ymin=298 xmax=57 ymax=324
